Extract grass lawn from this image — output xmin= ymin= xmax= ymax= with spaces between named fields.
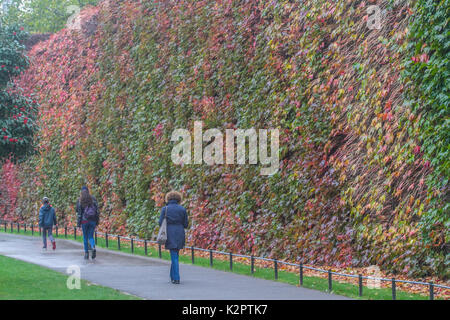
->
xmin=0 ymin=226 xmax=434 ymax=300
xmin=0 ymin=254 xmax=140 ymax=300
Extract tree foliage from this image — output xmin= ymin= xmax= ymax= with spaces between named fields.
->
xmin=401 ymin=0 xmax=449 ymax=273
xmin=0 ymin=23 xmax=38 ymax=160
xmin=1 ymin=0 xmax=98 ymax=33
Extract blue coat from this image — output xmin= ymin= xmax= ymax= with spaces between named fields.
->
xmin=159 ymin=199 xmax=188 ymax=250
xmin=39 ymin=204 xmax=56 ymax=228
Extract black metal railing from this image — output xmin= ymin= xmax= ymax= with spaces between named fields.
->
xmin=1 ymin=219 xmax=448 ymax=300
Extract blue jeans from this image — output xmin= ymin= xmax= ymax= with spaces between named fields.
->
xmin=170 ymin=249 xmax=180 ymax=281
xmin=42 ymin=227 xmax=54 ymax=248
xmin=81 ymin=221 xmax=96 ymax=253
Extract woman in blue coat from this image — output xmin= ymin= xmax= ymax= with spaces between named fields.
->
xmin=159 ymin=191 xmax=188 ymax=284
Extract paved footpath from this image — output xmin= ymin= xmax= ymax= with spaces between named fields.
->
xmin=0 ymin=233 xmax=349 ymax=300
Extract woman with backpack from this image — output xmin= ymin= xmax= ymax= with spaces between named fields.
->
xmin=159 ymin=191 xmax=189 ymax=284
xmin=76 ymin=186 xmax=99 ymax=260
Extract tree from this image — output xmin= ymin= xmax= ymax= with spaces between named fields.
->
xmin=0 ymin=22 xmax=38 ymax=160
xmin=0 ymin=0 xmax=98 ymax=33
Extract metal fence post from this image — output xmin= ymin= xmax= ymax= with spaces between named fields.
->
xmin=328 ymin=270 xmax=332 ymax=292
xmin=4 ymin=222 xmax=6 ymax=232
xmin=11 ymin=222 xmax=13 ymax=233
xmin=229 ymin=253 xmax=233 ymax=271
xmin=105 ymin=233 xmax=108 ymax=248
xmin=65 ymin=227 xmax=67 ymax=238
xmin=299 ymin=264 xmax=303 ymax=286
xmin=209 ymin=249 xmax=213 ymax=267
xmin=24 ymin=224 xmax=26 ymax=233
xmin=144 ymin=240 xmax=147 ymax=255
xmin=95 ymin=231 xmax=97 ymax=245
xmin=251 ymin=255 xmax=254 ymax=274
xmin=74 ymin=227 xmax=76 ymax=240
xmin=392 ymin=278 xmax=396 ymax=300
xmin=31 ymin=224 xmax=34 ymax=235
xmin=358 ymin=274 xmax=363 ymax=297
xmin=191 ymin=246 xmax=195 ymax=264
xmin=117 ymin=235 xmax=121 ymax=250
xmin=17 ymin=223 xmax=19 ymax=233
xmin=158 ymin=243 xmax=162 ymax=258
xmin=131 ymin=238 xmax=134 ymax=253
xmin=274 ymin=260 xmax=278 ymax=280
xmin=429 ymin=282 xmax=434 ymax=300
xmin=55 ymin=226 xmax=58 ymax=238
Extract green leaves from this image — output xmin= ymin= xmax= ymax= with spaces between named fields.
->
xmin=401 ymin=0 xmax=449 ymax=262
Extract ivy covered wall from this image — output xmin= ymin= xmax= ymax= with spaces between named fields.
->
xmin=1 ymin=0 xmax=448 ymax=278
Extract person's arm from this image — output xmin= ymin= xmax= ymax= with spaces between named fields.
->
xmin=52 ymin=208 xmax=57 ymax=226
xmin=76 ymin=200 xmax=81 ymax=227
xmin=38 ymin=207 xmax=43 ymax=227
xmin=183 ymin=208 xmax=188 ymax=229
xmin=93 ymin=197 xmax=100 ymax=226
xmin=159 ymin=207 xmax=165 ymax=226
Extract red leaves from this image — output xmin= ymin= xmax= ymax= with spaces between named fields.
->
xmin=411 ymin=53 xmax=429 ymax=63
xmin=153 ymin=123 xmax=164 ymax=138
xmin=384 ymin=100 xmax=392 ymax=112
xmin=0 ymin=158 xmax=21 ymax=220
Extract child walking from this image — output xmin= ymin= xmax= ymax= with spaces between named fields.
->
xmin=39 ymin=197 xmax=57 ymax=250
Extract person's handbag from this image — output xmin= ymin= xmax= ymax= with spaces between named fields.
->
xmin=157 ymin=207 xmax=168 ymax=245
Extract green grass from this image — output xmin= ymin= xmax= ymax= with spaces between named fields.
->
xmin=0 ymin=254 xmax=140 ymax=300
xmin=0 ymin=226 xmax=434 ymax=300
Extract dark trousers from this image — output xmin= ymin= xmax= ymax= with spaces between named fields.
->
xmin=42 ymin=227 xmax=54 ymax=248
xmin=81 ymin=221 xmax=96 ymax=253
xmin=170 ymin=249 xmax=180 ymax=281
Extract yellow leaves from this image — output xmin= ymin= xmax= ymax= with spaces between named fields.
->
xmin=409 ymin=195 xmax=414 ymax=206
xmin=417 ymin=203 xmax=424 ymax=217
xmin=375 ymin=121 xmax=381 ymax=130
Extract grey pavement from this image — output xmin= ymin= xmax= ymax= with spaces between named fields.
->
xmin=0 ymin=232 xmax=350 ymax=300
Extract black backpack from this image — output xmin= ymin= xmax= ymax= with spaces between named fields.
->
xmin=83 ymin=203 xmax=97 ymax=221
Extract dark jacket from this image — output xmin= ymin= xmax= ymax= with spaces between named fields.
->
xmin=39 ymin=204 xmax=56 ymax=228
xmin=76 ymin=196 xmax=99 ymax=226
xmin=159 ymin=199 xmax=188 ymax=250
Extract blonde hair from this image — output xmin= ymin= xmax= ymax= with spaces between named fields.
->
xmin=165 ymin=191 xmax=182 ymax=203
